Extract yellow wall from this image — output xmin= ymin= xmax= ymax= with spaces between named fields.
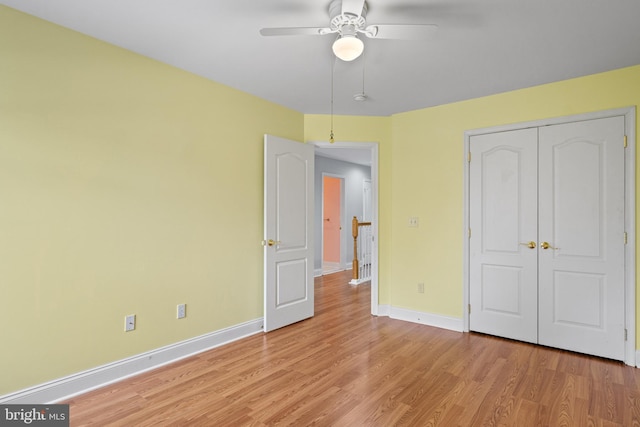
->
xmin=0 ymin=6 xmax=303 ymax=395
xmin=389 ymin=65 xmax=639 ymax=327
xmin=304 ymin=115 xmax=392 ymax=305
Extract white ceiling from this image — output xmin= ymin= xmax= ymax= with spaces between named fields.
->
xmin=2 ymin=0 xmax=640 ymax=118
xmin=315 ymin=146 xmax=372 ymax=166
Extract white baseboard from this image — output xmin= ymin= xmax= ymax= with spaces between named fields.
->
xmin=315 ymin=263 xmax=353 ymax=277
xmin=388 ymin=307 xmax=464 ymax=332
xmin=0 ymin=318 xmax=264 ymax=404
xmin=377 ymin=304 xmax=391 ymax=317
xmin=636 ymin=350 xmax=640 ymax=368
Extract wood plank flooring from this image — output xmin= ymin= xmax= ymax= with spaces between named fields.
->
xmin=66 ymin=271 xmax=640 ymax=426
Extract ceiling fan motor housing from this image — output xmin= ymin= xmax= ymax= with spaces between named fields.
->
xmin=329 ymin=0 xmax=368 ymax=33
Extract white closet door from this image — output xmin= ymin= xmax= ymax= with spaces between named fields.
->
xmin=469 ymin=128 xmax=539 ymax=343
xmin=538 ymin=117 xmax=625 ymax=360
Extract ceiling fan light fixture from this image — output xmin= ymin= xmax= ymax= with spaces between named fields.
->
xmin=332 ymin=35 xmax=364 ymax=61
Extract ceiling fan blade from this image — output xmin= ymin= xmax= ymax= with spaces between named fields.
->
xmin=260 ymin=27 xmax=333 ymax=36
xmin=341 ymin=0 xmax=366 ymax=16
xmin=364 ymin=24 xmax=438 ymax=40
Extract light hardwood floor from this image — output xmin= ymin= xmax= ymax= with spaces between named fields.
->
xmin=67 ymin=271 xmax=640 ymax=426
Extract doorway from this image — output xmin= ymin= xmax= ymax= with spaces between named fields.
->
xmin=322 ymin=175 xmax=344 ymax=275
xmin=463 ymin=107 xmax=636 ymax=365
xmin=313 ymin=141 xmax=380 ymax=316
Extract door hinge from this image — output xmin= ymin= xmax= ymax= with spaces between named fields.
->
xmin=624 ymin=232 xmax=628 ymax=244
xmin=625 ymin=328 xmax=628 ymax=341
xmin=467 ymin=152 xmax=471 ymax=163
xmin=468 ymin=228 xmax=471 ymax=239
xmin=624 ymin=135 xmax=628 ymax=148
xmin=468 ymin=304 xmax=471 ymax=314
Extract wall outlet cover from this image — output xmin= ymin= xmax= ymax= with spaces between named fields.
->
xmin=177 ymin=304 xmax=186 ymax=319
xmin=125 ymin=314 xmax=136 ymax=332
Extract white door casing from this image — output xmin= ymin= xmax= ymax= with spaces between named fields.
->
xmin=264 ymin=135 xmax=314 ymax=332
xmin=363 ymin=179 xmax=372 ymax=222
xmin=538 ymin=117 xmax=625 ymax=360
xmin=469 ymin=128 xmax=539 ymax=344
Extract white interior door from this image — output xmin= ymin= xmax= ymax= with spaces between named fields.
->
xmin=469 ymin=128 xmax=539 ymax=343
xmin=264 ymin=135 xmax=314 ymax=332
xmin=469 ymin=116 xmax=626 ymax=361
xmin=538 ymin=117 xmax=625 ymax=360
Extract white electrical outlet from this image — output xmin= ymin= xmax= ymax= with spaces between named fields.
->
xmin=177 ymin=304 xmax=186 ymax=319
xmin=408 ymin=217 xmax=419 ymax=227
xmin=125 ymin=314 xmax=136 ymax=332
xmin=417 ymin=282 xmax=425 ymax=293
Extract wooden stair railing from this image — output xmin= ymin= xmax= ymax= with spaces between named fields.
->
xmin=350 ymin=216 xmax=372 ymax=285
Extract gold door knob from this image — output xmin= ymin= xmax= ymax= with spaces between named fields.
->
xmin=261 ymin=239 xmax=281 ymax=247
xmin=519 ymin=241 xmax=536 ymax=249
xmin=541 ymin=241 xmax=559 ymax=250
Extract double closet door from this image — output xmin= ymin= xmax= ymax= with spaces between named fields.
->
xmin=469 ymin=116 xmax=626 ymax=361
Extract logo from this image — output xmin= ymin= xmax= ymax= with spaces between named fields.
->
xmin=0 ymin=405 xmax=68 ymax=426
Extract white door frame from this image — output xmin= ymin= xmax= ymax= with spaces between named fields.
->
xmin=313 ymin=141 xmax=380 ymax=316
xmin=321 ymin=173 xmax=346 ymax=272
xmin=363 ymin=179 xmax=372 ymax=222
xmin=462 ymin=107 xmax=636 ymax=366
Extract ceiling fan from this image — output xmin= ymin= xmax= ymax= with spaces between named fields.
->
xmin=260 ymin=0 xmax=438 ymax=61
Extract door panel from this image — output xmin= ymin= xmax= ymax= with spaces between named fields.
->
xmin=264 ymin=135 xmax=314 ymax=332
xmin=276 ymin=260 xmax=308 ymax=306
xmin=469 ymin=128 xmax=539 ymax=343
xmin=538 ymin=117 xmax=625 ymax=360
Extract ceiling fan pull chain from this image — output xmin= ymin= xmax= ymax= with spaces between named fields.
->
xmin=330 ymin=58 xmax=335 ymax=143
